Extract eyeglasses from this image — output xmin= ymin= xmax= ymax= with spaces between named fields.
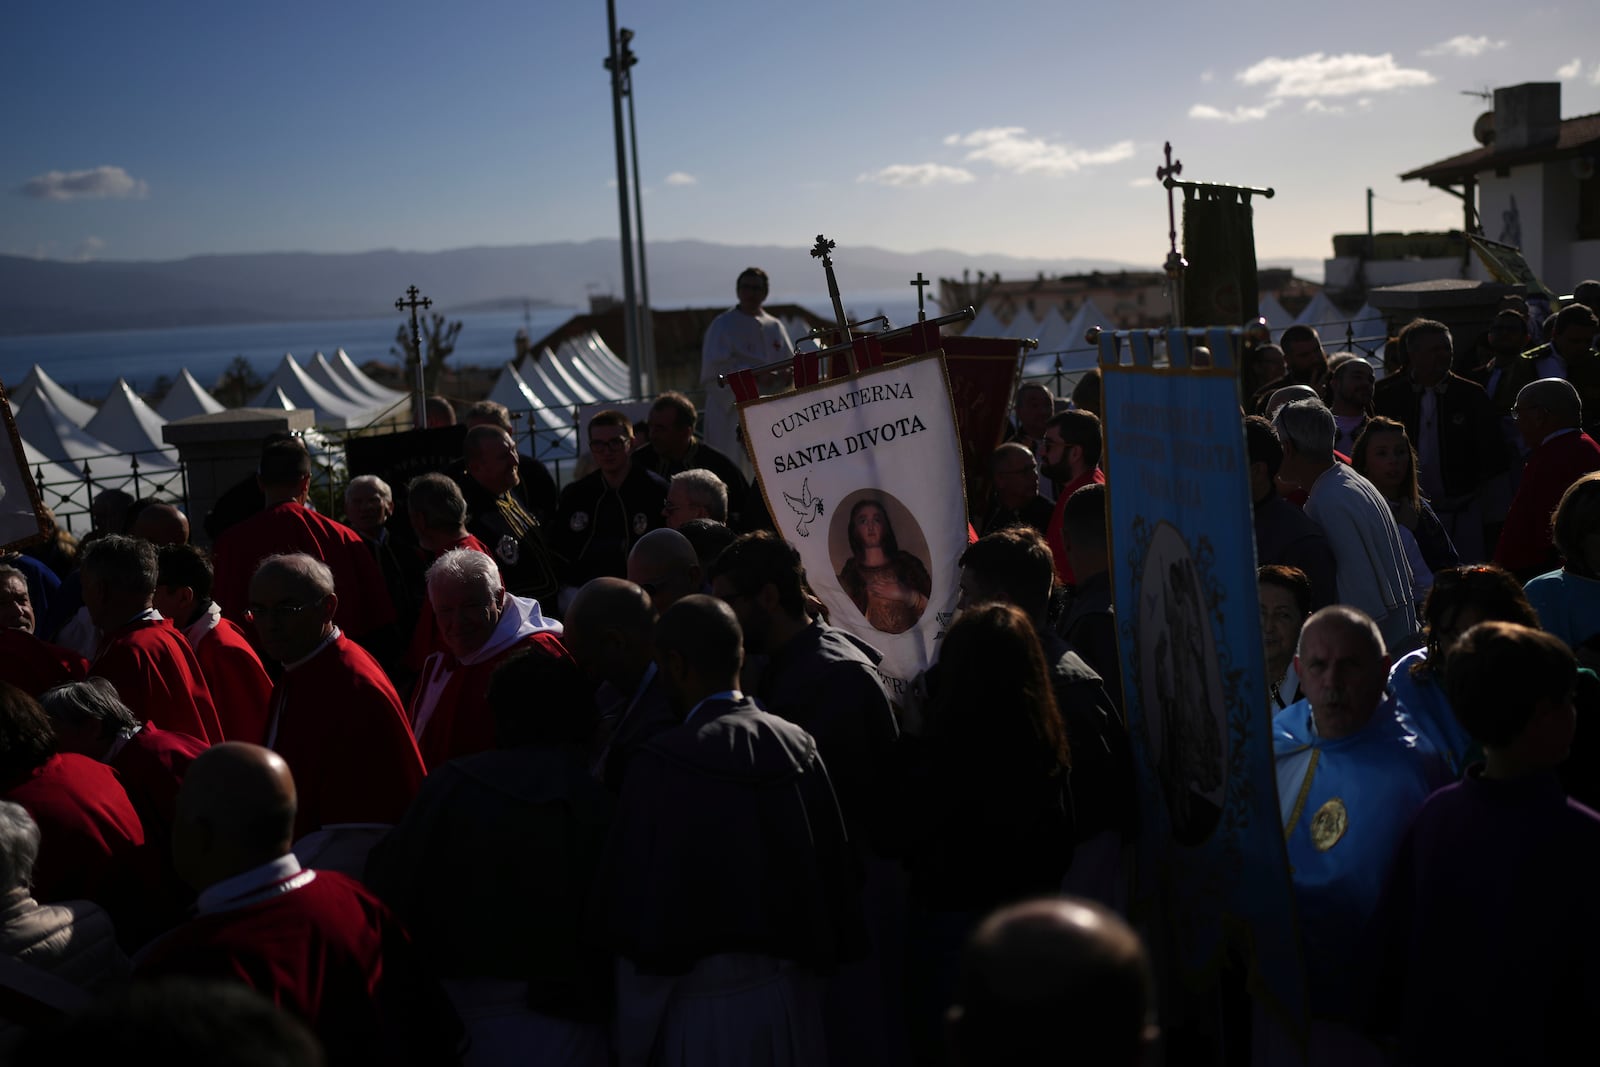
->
xmin=590 ymin=437 xmax=630 ymax=453
xmin=245 ymin=599 xmax=326 ymax=623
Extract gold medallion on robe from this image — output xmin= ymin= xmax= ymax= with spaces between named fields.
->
xmin=1310 ymin=797 xmax=1348 ymax=851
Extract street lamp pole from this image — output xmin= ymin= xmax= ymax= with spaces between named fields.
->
xmin=605 ymin=0 xmax=641 ymax=398
xmin=619 ymin=28 xmax=657 ymax=395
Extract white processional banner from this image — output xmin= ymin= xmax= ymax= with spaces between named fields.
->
xmin=740 ymin=351 xmax=967 ymax=702
xmin=0 ymin=379 xmax=48 ymax=552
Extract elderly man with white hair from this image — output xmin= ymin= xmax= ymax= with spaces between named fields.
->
xmin=0 ymin=800 xmax=128 ymax=1035
xmin=1274 ymin=398 xmax=1417 ymax=651
xmin=249 ymin=553 xmax=424 ymax=873
xmin=1494 ymin=377 xmax=1600 ymax=578
xmin=408 ymin=548 xmax=568 ymax=770
xmin=663 ymin=469 xmax=729 ymax=531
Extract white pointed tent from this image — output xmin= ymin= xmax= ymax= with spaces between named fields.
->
xmin=1293 ymin=292 xmax=1348 ymax=339
xmin=1025 ymin=299 xmax=1113 ymax=378
xmin=553 ymin=338 xmax=626 ymax=401
xmin=13 ymin=390 xmax=164 ymax=477
xmin=1258 ymin=294 xmax=1293 ymax=335
xmin=86 ymin=378 xmax=175 ymax=460
xmin=9 ymin=365 xmax=98 ymax=428
xmin=255 ymin=387 xmax=298 ymax=411
xmin=566 ymin=331 xmax=633 ymax=395
xmin=486 ymin=363 xmax=578 ymax=458
xmin=249 ymin=355 xmax=377 ymax=429
xmin=157 ymin=369 xmax=225 ymax=420
xmin=306 ymin=352 xmax=387 ymax=411
xmin=1032 ymin=307 xmax=1075 ymax=353
xmin=1006 ymin=307 xmax=1043 ymax=341
xmin=962 ymin=304 xmax=1006 ymax=337
xmin=528 ymin=349 xmax=600 ymax=407
xmin=331 ymin=349 xmax=408 ymax=406
xmin=514 ymin=355 xmax=589 ymax=436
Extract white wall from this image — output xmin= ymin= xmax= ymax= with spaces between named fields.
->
xmin=1478 ymin=164 xmax=1547 ymax=275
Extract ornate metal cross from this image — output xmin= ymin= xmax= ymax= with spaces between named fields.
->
xmin=395 ymin=285 xmax=432 ymax=430
xmin=910 ymin=272 xmax=931 ymax=322
xmin=810 ymin=235 xmax=851 ymax=344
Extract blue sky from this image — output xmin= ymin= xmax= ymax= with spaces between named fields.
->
xmin=6 ymin=0 xmax=1600 ymax=271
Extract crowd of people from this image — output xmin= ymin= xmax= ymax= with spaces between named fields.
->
xmin=1 ymin=276 xmax=1598 ymax=1064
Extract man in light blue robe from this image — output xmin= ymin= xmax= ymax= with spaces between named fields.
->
xmin=1271 ymin=606 xmax=1450 ymax=1058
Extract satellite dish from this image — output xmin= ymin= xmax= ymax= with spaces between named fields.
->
xmin=1473 ymin=111 xmax=1496 ymax=147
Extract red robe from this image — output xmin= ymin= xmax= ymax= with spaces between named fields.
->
xmin=269 ymin=634 xmax=426 ymax=840
xmin=109 ymin=721 xmax=209 ymax=837
xmin=136 ymin=868 xmax=462 ymax=1065
xmin=187 ymin=612 xmax=273 ymax=743
xmin=1 ymin=753 xmax=145 ymax=908
xmin=408 ymin=630 xmax=568 ymax=770
xmin=212 ymin=500 xmax=398 ymax=640
xmin=0 ymin=628 xmax=89 ymax=696
xmin=1495 ymin=430 xmax=1600 ymax=575
xmin=404 ymin=532 xmax=494 ymax=673
xmin=92 ymin=617 xmax=224 ymax=744
xmin=1046 ymin=466 xmax=1107 ymax=585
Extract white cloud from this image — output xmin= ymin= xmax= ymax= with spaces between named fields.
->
xmin=19 ymin=165 xmax=149 ymax=201
xmin=1189 ymin=100 xmax=1281 ymax=124
xmin=1304 ymin=99 xmax=1347 ymax=115
xmin=663 ymin=171 xmax=698 ymax=186
xmin=1421 ymin=35 xmax=1506 ymax=58
xmin=1556 ymin=57 xmax=1581 ymax=79
xmin=857 ymin=163 xmax=976 ymax=187
xmin=73 ymin=236 xmax=104 ymax=261
xmin=1237 ymin=52 xmax=1435 ymax=97
xmin=1129 ymin=176 xmax=1158 ymax=188
xmin=1592 ymin=64 xmax=1600 ymax=86
xmin=944 ymin=127 xmax=1135 ymax=176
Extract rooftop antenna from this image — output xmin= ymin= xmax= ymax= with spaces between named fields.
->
xmin=1459 ymin=85 xmax=1492 ymax=102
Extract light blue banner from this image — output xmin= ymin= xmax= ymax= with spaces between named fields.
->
xmin=1098 ymin=327 xmax=1306 ymax=1043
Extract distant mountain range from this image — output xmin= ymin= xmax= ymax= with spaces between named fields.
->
xmin=0 ymin=239 xmax=1325 ymax=336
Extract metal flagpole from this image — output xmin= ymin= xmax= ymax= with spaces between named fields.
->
xmin=618 ymin=27 xmax=657 ymax=396
xmin=605 ymin=0 xmax=641 ymax=398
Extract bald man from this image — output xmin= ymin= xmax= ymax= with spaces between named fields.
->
xmin=126 ymin=501 xmax=190 ymax=546
xmin=1495 ymin=378 xmax=1600 ymax=578
xmin=947 ymin=897 xmax=1155 ymax=1066
xmin=980 ymin=442 xmax=1052 ymax=537
xmin=137 ymin=743 xmax=464 ymax=1064
xmin=598 ymin=595 xmax=862 ymax=1065
xmin=250 ymin=554 xmax=423 ymax=853
xmin=564 ymin=578 xmax=676 ymax=792
xmin=626 ymin=528 xmax=703 ymax=613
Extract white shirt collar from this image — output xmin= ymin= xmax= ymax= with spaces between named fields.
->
xmin=683 ymin=689 xmax=742 ymax=725
xmin=284 ymin=626 xmax=341 ymax=671
xmin=196 ymin=854 xmax=314 ymax=915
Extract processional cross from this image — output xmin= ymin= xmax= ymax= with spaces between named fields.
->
xmin=395 ymin=285 xmax=432 ymax=430
xmin=1156 ymin=142 xmax=1188 ymax=326
xmin=910 ymin=272 xmax=931 ymax=322
xmin=810 ymin=235 xmax=852 ymax=346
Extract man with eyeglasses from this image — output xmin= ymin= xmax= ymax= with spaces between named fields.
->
xmin=699 ymin=267 xmax=795 ymax=480
xmin=633 ymin=391 xmax=748 ymax=525
xmin=1494 ymin=377 xmax=1600 ymax=579
xmin=979 ymin=442 xmax=1053 ymax=537
xmin=553 ymin=411 xmax=668 ymax=598
xmin=248 ymin=553 xmax=423 ymax=868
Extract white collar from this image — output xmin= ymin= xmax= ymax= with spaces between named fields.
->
xmin=197 ymin=854 xmax=314 ymax=915
xmin=456 ymin=593 xmax=561 ymax=667
xmin=683 ymin=689 xmax=742 ymax=725
xmin=182 ymin=600 xmax=224 ymax=647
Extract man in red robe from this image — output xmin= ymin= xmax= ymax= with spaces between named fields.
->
xmin=1495 ymin=377 xmax=1600 ymax=578
xmin=408 ymin=548 xmax=568 ymax=770
xmin=249 ymin=553 xmax=424 ymax=858
xmin=403 ymin=472 xmax=494 ymax=673
xmin=0 ymin=681 xmax=145 ymax=915
xmin=82 ymin=536 xmax=224 ymax=744
xmin=155 ymin=543 xmax=272 ymax=743
xmin=0 ymin=564 xmax=88 ymax=696
xmin=212 ymin=437 xmax=397 ymax=648
xmin=136 ymin=742 xmax=464 ymax=1065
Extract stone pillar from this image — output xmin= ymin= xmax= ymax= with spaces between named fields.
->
xmin=162 ymin=408 xmax=313 ymax=547
xmin=1366 ymin=279 xmax=1524 ymax=372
